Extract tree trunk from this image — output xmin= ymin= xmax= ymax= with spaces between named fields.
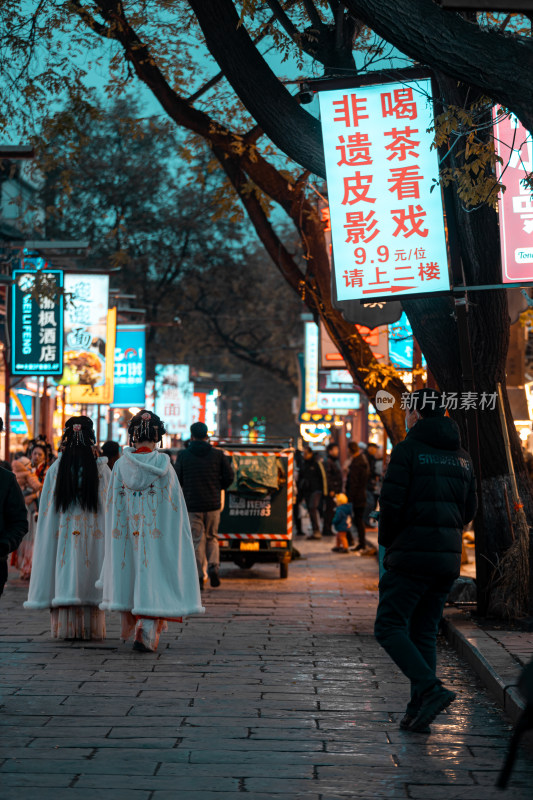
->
xmin=343 ymin=0 xmax=533 ymax=143
xmin=404 ymin=74 xmax=533 ymax=613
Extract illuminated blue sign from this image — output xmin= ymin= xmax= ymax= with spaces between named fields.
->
xmin=388 ymin=312 xmax=426 ymax=370
xmin=111 ymin=325 xmax=146 ymax=407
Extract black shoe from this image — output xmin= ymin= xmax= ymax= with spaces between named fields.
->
xmin=350 ymin=543 xmax=364 ymax=552
xmin=208 ymin=566 xmax=221 ymax=588
xmin=199 ymin=577 xmax=204 ymax=591
xmin=399 ymin=713 xmax=430 ymax=734
xmin=133 ymin=640 xmax=151 ymax=653
xmin=410 ymin=685 xmax=456 ymax=732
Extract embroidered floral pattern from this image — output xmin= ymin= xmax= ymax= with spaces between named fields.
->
xmin=106 ymin=465 xmax=177 ymax=569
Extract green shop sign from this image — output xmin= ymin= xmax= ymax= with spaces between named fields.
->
xmin=11 ymin=269 xmax=64 ymax=376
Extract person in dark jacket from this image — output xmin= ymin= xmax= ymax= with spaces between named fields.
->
xmin=364 ymin=442 xmax=379 ymax=525
xmin=0 ymin=417 xmax=29 ymax=598
xmin=374 ymin=389 xmax=477 ymax=734
xmin=175 ymin=422 xmax=234 ymax=589
xmin=345 ymin=441 xmax=371 ymax=553
xmin=298 ymin=446 xmax=327 ymax=540
xmin=322 ymin=443 xmax=343 ymax=537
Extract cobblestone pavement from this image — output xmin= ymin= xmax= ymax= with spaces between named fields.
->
xmin=1 ymin=539 xmax=533 ymax=800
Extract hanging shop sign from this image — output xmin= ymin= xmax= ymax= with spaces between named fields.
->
xmin=63 ymin=273 xmax=116 ymax=403
xmin=319 ymin=319 xmax=388 ymax=369
xmin=493 ymin=109 xmax=533 ymax=283
xmin=205 ymin=390 xmax=219 ymax=436
xmin=9 ymin=389 xmax=33 ymax=435
xmin=318 ymin=77 xmax=450 ymax=302
xmin=155 ymin=364 xmax=193 ymax=436
xmin=111 ymin=325 xmax=146 ymax=408
xmin=192 ymin=392 xmax=207 ymax=424
xmin=11 ymin=269 xmax=64 ymax=376
xmin=305 ymin=322 xmax=361 ymax=412
xmin=388 ymin=311 xmax=426 ymax=370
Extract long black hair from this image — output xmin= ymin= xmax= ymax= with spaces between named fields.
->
xmin=54 ymin=416 xmax=99 ymax=513
xmin=128 ymin=410 xmax=166 ymax=446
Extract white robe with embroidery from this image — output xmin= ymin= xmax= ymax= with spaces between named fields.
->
xmin=24 ymin=457 xmax=111 ymax=610
xmin=98 ymin=448 xmax=204 ymax=619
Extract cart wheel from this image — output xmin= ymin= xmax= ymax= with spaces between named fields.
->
xmin=279 ymin=559 xmax=289 ymax=579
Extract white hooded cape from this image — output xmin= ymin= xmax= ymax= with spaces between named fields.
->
xmin=99 ymin=448 xmax=204 ymax=619
xmin=24 ymin=457 xmax=110 ymax=610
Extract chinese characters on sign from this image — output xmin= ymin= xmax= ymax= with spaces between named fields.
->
xmin=318 ymin=79 xmax=450 ymax=301
xmin=228 ymin=495 xmax=272 ymax=517
xmin=305 ymin=322 xmax=361 ymax=413
xmin=112 ymin=325 xmax=146 ymax=407
xmin=64 ymin=274 xmax=116 ymax=404
xmin=493 ymin=109 xmax=533 ymax=283
xmin=11 ymin=269 xmax=64 ymax=376
xmin=62 ymin=274 xmax=110 ymax=389
xmin=154 ymin=364 xmax=193 ymax=436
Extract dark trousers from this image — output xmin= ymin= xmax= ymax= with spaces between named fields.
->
xmin=322 ymin=495 xmax=336 ymax=536
xmin=352 ymin=505 xmax=366 ymax=548
xmin=294 ymin=496 xmax=303 ymax=535
xmin=305 ymin=491 xmax=322 ymax=535
xmin=364 ymin=489 xmax=377 ymax=525
xmin=374 ymin=569 xmax=453 ymax=710
xmin=0 ymin=558 xmax=8 ymax=598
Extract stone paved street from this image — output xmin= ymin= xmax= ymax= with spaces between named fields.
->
xmin=1 ymin=540 xmax=533 ymax=799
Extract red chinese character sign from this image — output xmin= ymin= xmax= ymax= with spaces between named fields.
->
xmin=318 ymin=78 xmax=450 ymax=301
xmin=493 ymin=110 xmax=533 ymax=283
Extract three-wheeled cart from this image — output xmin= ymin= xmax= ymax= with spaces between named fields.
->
xmin=215 ymin=440 xmax=294 ymax=579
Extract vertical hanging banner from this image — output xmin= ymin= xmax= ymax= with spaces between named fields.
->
xmin=318 ymin=77 xmax=450 ymax=301
xmin=111 ymin=325 xmax=146 ymax=408
xmin=11 ymin=269 xmax=64 ymax=376
xmin=64 ymin=274 xmax=116 ymax=403
xmin=192 ymin=392 xmax=207 ymax=424
xmin=154 ymin=365 xmax=193 ymax=436
xmin=493 ymin=109 xmax=533 ymax=283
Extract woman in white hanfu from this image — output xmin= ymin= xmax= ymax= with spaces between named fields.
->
xmin=24 ymin=417 xmax=110 ymax=640
xmin=99 ymin=410 xmax=204 ymax=652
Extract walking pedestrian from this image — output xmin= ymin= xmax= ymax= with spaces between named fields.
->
xmin=24 ymin=417 xmax=110 ymax=640
xmin=298 ymin=446 xmax=327 ymax=540
xmin=175 ymin=421 xmax=234 ymax=590
xmin=345 ymin=441 xmax=371 ymax=555
xmin=100 ymin=411 xmax=203 ymax=651
xmin=322 ymin=443 xmax=343 ymax=537
xmin=0 ymin=420 xmax=29 ymax=600
xmin=101 ymin=440 xmax=121 ymax=470
xmin=10 ymin=452 xmax=42 ymax=579
xmin=363 ymin=442 xmax=379 ymax=525
xmin=374 ymin=389 xmax=477 ymax=733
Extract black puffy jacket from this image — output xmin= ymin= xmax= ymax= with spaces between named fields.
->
xmin=378 ymin=416 xmax=477 ymax=579
xmin=0 ymin=467 xmax=28 ymax=560
xmin=346 ymin=452 xmax=370 ymax=508
xmin=175 ymin=441 xmax=234 ymax=513
xmin=324 ymin=456 xmax=343 ymax=494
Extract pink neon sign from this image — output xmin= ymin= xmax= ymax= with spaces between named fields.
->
xmin=494 ymin=110 xmax=533 ymax=283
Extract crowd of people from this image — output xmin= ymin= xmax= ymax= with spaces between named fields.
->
xmin=0 ymin=411 xmax=215 ymax=652
xmin=0 ymin=389 xmax=481 ymax=733
xmin=294 ymin=438 xmax=382 ymax=554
